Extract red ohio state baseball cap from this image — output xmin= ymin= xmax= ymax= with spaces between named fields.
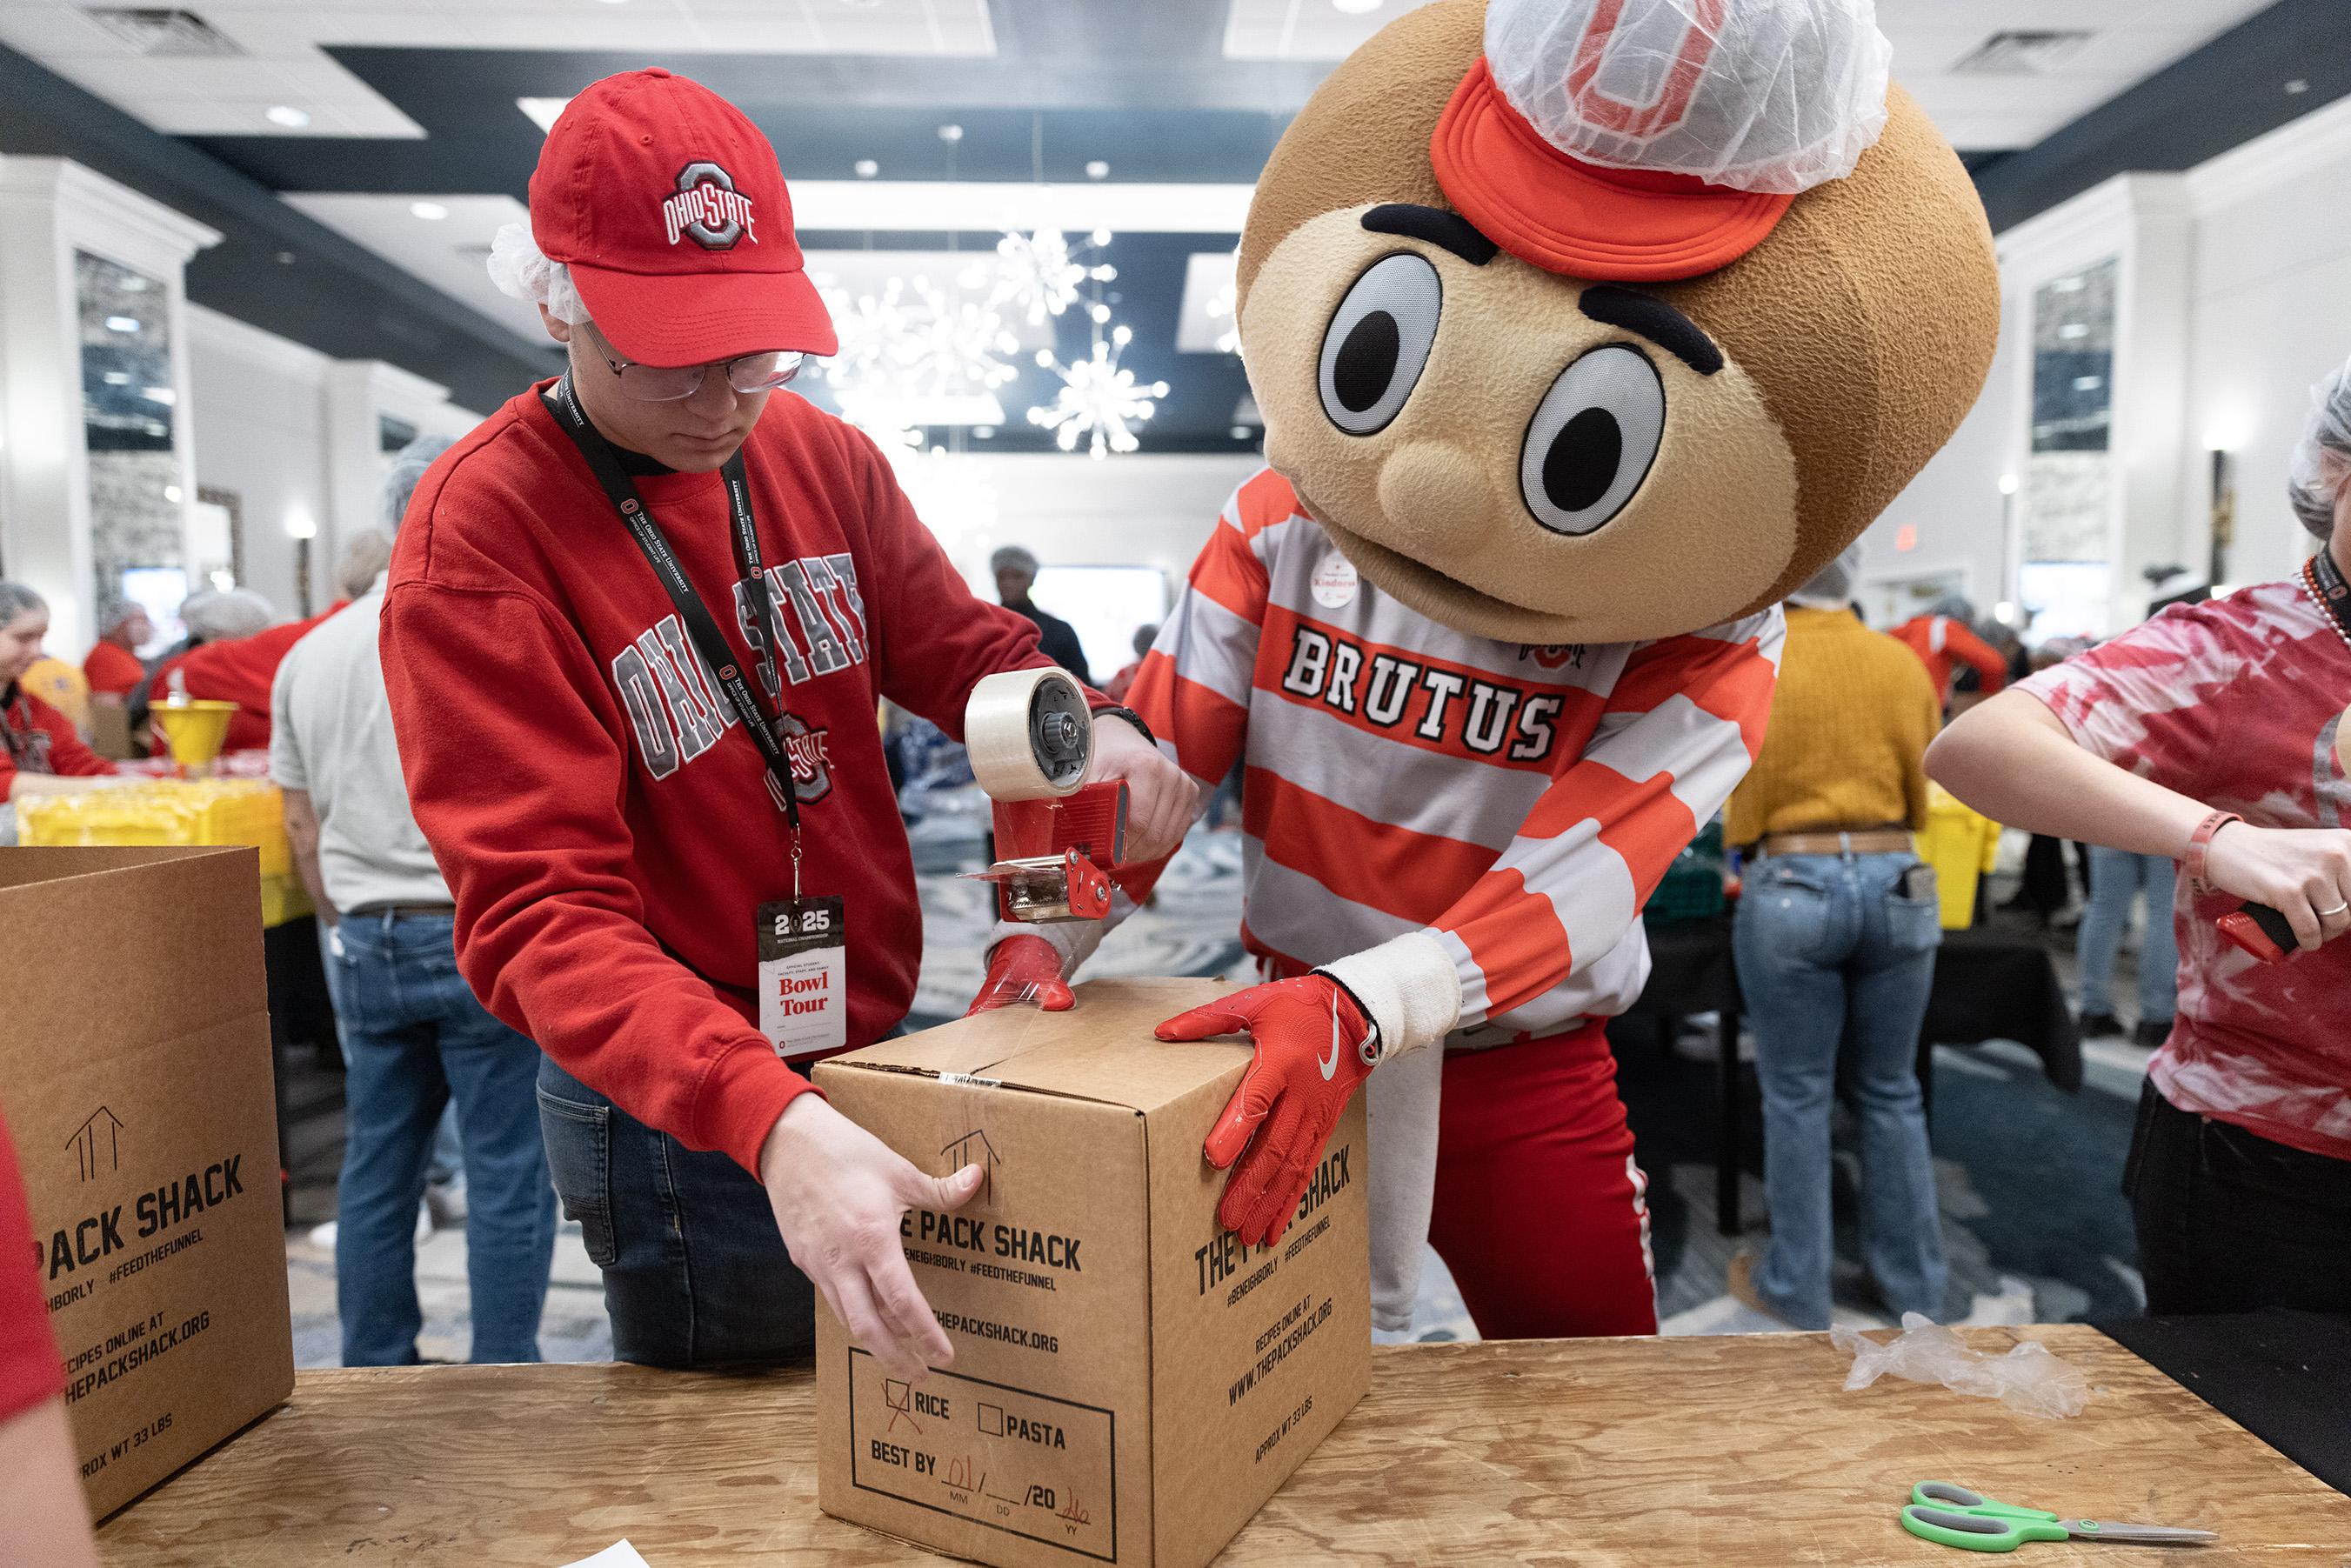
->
xmin=531 ymin=68 xmax=838 ymax=365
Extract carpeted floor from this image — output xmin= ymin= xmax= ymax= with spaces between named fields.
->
xmin=280 ymin=821 xmax=2156 ymax=1363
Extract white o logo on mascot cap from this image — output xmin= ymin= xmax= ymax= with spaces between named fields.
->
xmin=1482 ymin=0 xmax=1893 ymax=195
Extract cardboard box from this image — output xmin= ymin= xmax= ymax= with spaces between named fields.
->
xmin=0 ymin=846 xmax=294 ymax=1519
xmin=816 ymin=978 xmax=1370 ymax=1568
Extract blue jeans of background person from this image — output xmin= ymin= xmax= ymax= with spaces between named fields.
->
xmin=2078 ymin=845 xmax=2179 ymax=1024
xmin=1733 ymin=851 xmax=1947 ymax=1329
xmin=538 ymin=1057 xmax=818 ymax=1368
xmin=331 ymin=911 xmax=555 ymax=1365
xmin=320 ymin=918 xmax=464 ymax=1188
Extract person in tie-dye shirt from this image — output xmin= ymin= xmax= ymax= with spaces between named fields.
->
xmin=1931 ymin=356 xmax=2351 ymax=1317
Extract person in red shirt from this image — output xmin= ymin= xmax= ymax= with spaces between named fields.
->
xmin=150 ymin=597 xmax=343 ymax=756
xmin=82 ymin=602 xmax=150 ymax=704
xmin=1 ymin=583 xmax=117 ymax=802
xmin=1931 ymin=355 xmax=2351 ymax=1315
xmin=0 ymin=1111 xmax=103 ymax=1567
xmin=379 ymin=70 xmax=1194 ymax=1378
xmin=1891 ymin=597 xmax=2009 ymax=708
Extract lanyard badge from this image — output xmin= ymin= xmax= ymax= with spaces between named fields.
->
xmin=758 ymin=895 xmax=847 ymax=1058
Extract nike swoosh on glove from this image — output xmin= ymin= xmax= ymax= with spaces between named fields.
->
xmin=967 ymin=933 xmax=1074 ymax=1015
xmin=1154 ymin=974 xmax=1374 ymax=1245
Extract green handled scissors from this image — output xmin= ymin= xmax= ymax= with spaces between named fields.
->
xmin=1902 ymin=1481 xmax=2218 ymax=1552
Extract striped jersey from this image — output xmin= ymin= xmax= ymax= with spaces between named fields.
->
xmin=1098 ymin=469 xmax=1783 ymax=1046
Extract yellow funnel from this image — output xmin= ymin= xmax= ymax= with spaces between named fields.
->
xmin=153 ymin=700 xmax=237 ymax=777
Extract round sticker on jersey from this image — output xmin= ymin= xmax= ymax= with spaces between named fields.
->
xmin=1312 ymin=554 xmax=1359 ymax=610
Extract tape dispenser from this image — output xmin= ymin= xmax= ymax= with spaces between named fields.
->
xmin=961 ymin=667 xmax=1128 ymax=922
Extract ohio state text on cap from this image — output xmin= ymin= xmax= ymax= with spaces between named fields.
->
xmin=531 ymin=67 xmax=838 ymax=366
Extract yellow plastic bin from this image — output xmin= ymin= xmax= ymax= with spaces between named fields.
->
xmin=18 ymin=778 xmax=292 ymax=880
xmin=1914 ymin=784 xmax=2001 ymax=930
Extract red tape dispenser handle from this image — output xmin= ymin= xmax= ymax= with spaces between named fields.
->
xmin=2217 ymin=902 xmax=2296 ymax=964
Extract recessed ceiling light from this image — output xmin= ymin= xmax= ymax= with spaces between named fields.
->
xmin=1085 ymin=159 xmax=1110 ymax=180
xmin=103 ymin=370 xmax=130 ymax=385
xmin=276 ymin=250 xmax=297 ymax=265
xmin=1230 ymin=425 xmax=1253 ymax=440
xmin=1332 ymin=0 xmax=1383 ymax=12
xmin=938 ymin=123 xmax=965 ymax=143
xmin=854 ymin=158 xmax=879 ymax=178
xmin=410 ymin=200 xmax=450 ymax=221
xmin=974 ymin=425 xmax=997 ymax=439
xmin=264 ymin=104 xmax=310 ymax=129
xmin=2286 ymin=77 xmax=2311 ymax=95
xmin=164 ymin=485 xmax=183 ymax=504
xmin=105 ymin=316 xmax=140 ymax=333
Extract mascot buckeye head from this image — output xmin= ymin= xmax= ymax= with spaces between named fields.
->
xmin=1238 ymin=0 xmax=2000 ymax=645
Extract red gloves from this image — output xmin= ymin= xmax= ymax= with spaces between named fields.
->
xmin=966 ymin=934 xmax=1073 ymax=1016
xmin=1156 ymin=974 xmax=1376 ymax=1245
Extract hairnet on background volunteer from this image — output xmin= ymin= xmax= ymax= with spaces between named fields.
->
xmin=1789 ymin=543 xmax=1861 ymax=608
xmin=0 ymin=581 xmax=43 ymax=626
xmin=384 ymin=435 xmax=458 ymax=534
xmin=487 ymin=222 xmax=590 ymax=328
xmin=990 ymin=545 xmax=1039 ymax=577
xmin=2287 ymin=352 xmax=2351 ymax=541
xmin=1485 ymin=0 xmax=1893 ymax=194
xmin=180 ymin=588 xmax=274 ymax=643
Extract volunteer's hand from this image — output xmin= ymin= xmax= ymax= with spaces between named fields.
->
xmin=2202 ymin=821 xmax=2351 ymax=951
xmin=1088 ymin=713 xmax=1199 ymax=866
xmin=758 ymin=1093 xmax=983 ymax=1384
xmin=1156 ymin=974 xmax=1374 ymax=1246
xmin=966 ymin=933 xmax=1073 ymax=1016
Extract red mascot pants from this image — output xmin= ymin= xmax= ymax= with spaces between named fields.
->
xmin=1427 ymin=1022 xmax=1659 ymax=1339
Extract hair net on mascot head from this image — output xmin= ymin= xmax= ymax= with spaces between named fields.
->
xmin=1236 ymin=0 xmax=2000 ymax=648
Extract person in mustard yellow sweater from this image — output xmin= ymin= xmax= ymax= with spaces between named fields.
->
xmin=1723 ymin=547 xmax=1948 ymax=1329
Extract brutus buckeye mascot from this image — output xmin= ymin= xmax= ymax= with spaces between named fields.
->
xmin=974 ymin=0 xmax=2000 ymax=1338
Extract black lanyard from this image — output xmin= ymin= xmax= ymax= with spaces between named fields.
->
xmin=544 ymin=377 xmax=808 ymax=880
xmin=2307 ymin=542 xmax=2351 ymax=645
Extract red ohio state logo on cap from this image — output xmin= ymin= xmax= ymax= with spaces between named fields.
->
xmin=663 ymin=161 xmax=759 ymax=250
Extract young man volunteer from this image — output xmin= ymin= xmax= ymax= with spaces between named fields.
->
xmin=380 ymin=70 xmax=1193 ymax=1378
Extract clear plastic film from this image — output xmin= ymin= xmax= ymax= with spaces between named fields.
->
xmin=1832 ymin=1314 xmax=2090 ymax=1419
xmin=2287 ymin=352 xmax=2351 ymax=541
xmin=1485 ymin=0 xmax=1893 ymax=195
xmin=487 ymin=220 xmax=590 ymax=327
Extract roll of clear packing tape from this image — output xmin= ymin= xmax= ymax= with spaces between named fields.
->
xmin=965 ymin=666 xmax=1092 ymax=800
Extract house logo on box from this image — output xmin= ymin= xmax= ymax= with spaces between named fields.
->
xmin=68 ymin=1106 xmax=125 ymax=1182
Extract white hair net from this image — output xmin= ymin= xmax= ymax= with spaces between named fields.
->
xmin=180 ymin=588 xmax=274 ymax=643
xmin=990 ymin=545 xmax=1039 ymax=577
xmin=488 ymin=221 xmax=589 ymax=327
xmin=382 ymin=434 xmax=457 ymax=534
xmin=1486 ymin=0 xmax=1892 ymax=195
xmin=2286 ymin=354 xmax=2351 ymax=542
xmin=1789 ymin=544 xmax=1860 ymax=608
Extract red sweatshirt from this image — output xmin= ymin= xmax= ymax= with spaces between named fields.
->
xmin=1 ymin=683 xmax=110 ymax=796
xmin=149 ymin=605 xmax=344 ymax=753
xmin=83 ymin=639 xmax=144 ymax=698
xmin=383 ymin=384 xmax=1061 ymax=1172
xmin=0 ymin=1114 xmax=64 ymax=1423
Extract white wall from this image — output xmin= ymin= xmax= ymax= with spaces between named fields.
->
xmin=887 ymin=447 xmax=1264 ymax=599
xmin=2181 ymin=96 xmax=2351 ymax=585
xmin=185 ymin=303 xmax=330 ymax=621
xmin=1887 ymin=93 xmax=2351 ymax=633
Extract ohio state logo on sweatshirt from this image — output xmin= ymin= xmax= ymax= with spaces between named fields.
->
xmin=609 ymin=550 xmax=865 ymax=800
xmin=664 ymin=162 xmax=758 ymax=250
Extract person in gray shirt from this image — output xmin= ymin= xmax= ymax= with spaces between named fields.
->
xmin=271 ymin=435 xmax=556 ymax=1366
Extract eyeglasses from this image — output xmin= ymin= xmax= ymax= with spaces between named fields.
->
xmin=582 ymin=321 xmax=807 ymax=404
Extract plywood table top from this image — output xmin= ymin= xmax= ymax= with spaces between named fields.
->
xmin=97 ymin=1325 xmax=2350 ymax=1565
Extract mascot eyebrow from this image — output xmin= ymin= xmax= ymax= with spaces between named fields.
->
xmin=1576 ymin=285 xmax=1724 ymax=377
xmin=1361 ymin=204 xmax=1499 ymax=265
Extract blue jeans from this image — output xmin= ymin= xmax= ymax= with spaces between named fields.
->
xmin=1733 ymin=851 xmax=1947 ymax=1329
xmin=320 ymin=918 xmax=464 ymax=1186
xmin=2077 ymin=845 xmax=2178 ymax=1023
xmin=331 ymin=912 xmax=556 ymax=1365
xmin=537 ymin=1057 xmax=818 ymax=1368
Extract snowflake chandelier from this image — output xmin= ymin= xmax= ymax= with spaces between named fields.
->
xmin=992 ymin=229 xmax=1117 ymax=327
xmin=1028 ymin=325 xmax=1170 ymax=461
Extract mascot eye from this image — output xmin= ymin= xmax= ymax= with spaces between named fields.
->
xmin=1318 ymin=253 xmax=1441 ymax=437
xmin=1519 ymin=345 xmax=1666 ymax=536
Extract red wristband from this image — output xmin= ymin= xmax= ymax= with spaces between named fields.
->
xmin=2184 ymin=810 xmax=2241 ymax=894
